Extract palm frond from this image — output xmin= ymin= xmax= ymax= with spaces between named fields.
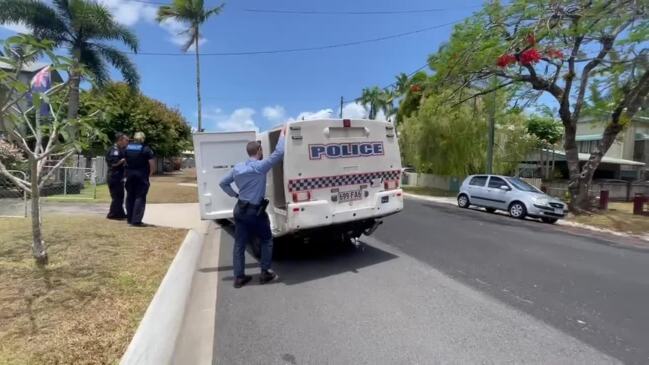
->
xmin=79 ymin=47 xmax=108 ymax=87
xmin=181 ymin=26 xmax=198 ymax=52
xmin=96 ymin=45 xmax=139 ymax=89
xmin=0 ymin=0 xmax=67 ymax=42
xmin=204 ymin=3 xmax=225 ymax=19
xmin=91 ymin=21 xmax=138 ymax=53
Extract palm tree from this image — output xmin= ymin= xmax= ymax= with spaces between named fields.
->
xmin=157 ymin=0 xmax=224 ymax=132
xmin=394 ymin=72 xmax=411 ymax=96
xmin=380 ymin=88 xmax=397 ymax=123
xmin=0 ymin=0 xmax=140 ymax=120
xmin=358 ymin=86 xmax=385 ymax=120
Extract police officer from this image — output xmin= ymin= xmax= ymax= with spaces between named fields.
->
xmin=106 ymin=132 xmax=129 ymax=220
xmin=124 ymin=132 xmax=155 ymax=227
xmin=219 ymin=125 xmax=286 ymax=288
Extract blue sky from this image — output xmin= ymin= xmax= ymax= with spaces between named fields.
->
xmin=0 ymin=0 xmax=485 ymax=132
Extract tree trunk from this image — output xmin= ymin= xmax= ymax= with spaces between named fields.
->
xmin=195 ymin=34 xmax=203 ymax=132
xmin=67 ymin=55 xmax=81 ymax=120
xmin=29 ymin=158 xmax=47 ymax=265
xmin=563 ymin=121 xmax=589 ymax=210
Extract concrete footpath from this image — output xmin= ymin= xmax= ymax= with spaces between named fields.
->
xmin=121 ymin=203 xmax=220 ymax=365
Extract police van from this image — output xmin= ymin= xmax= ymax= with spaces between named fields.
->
xmin=193 ymin=118 xmax=403 ymax=248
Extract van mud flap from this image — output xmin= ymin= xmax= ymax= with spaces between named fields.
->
xmin=363 ymin=220 xmax=383 ymax=236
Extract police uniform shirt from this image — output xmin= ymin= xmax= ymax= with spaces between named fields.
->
xmin=125 ymin=143 xmax=155 ymax=175
xmin=106 ymin=144 xmax=125 ymax=180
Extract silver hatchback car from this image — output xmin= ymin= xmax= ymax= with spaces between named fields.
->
xmin=457 ymin=175 xmax=567 ymax=224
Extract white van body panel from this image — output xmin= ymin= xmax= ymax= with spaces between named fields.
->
xmin=193 ymin=131 xmax=256 ymax=220
xmin=193 ymin=119 xmax=403 ymax=238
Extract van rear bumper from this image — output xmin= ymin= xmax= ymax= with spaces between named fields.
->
xmin=283 ymin=189 xmax=403 ymax=233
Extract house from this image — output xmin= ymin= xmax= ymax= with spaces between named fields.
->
xmin=519 ymin=116 xmax=647 ymax=181
xmin=0 ymin=61 xmax=63 ymax=128
xmin=574 ymin=116 xmax=649 ymax=180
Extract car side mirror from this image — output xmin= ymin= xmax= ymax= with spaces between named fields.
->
xmin=500 ymin=185 xmax=511 ymax=191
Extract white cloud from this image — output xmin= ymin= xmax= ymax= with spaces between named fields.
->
xmin=98 ymin=0 xmax=157 ymax=26
xmin=288 ymin=108 xmax=334 ymax=122
xmin=262 ymin=105 xmax=286 ymax=122
xmin=341 ymin=102 xmax=368 ymax=119
xmin=1 ymin=22 xmax=31 ymax=34
xmin=204 ymin=107 xmax=259 ymax=132
xmin=158 ymin=18 xmax=207 ymax=50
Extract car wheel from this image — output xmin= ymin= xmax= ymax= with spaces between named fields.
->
xmin=542 ymin=217 xmax=558 ymax=224
xmin=509 ymin=201 xmax=527 ymax=219
xmin=457 ymin=194 xmax=470 ymax=208
xmin=485 ymin=208 xmax=496 ymax=213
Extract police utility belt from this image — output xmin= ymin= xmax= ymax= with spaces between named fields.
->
xmin=237 ymin=198 xmax=269 ymax=216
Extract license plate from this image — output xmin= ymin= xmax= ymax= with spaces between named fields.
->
xmin=554 ymin=208 xmax=563 ymax=214
xmin=338 ymin=190 xmax=362 ymax=203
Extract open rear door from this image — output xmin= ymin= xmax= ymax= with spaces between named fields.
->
xmin=193 ymin=131 xmax=256 ymax=220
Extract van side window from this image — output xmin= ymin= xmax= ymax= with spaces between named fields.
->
xmin=488 ymin=176 xmax=506 ymax=188
xmin=469 ymin=176 xmax=487 ymax=186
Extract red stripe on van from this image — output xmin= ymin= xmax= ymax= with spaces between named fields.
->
xmin=287 ymin=170 xmax=400 ymax=192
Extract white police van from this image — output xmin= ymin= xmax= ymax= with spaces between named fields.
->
xmin=193 ymin=118 xmax=403 ymax=246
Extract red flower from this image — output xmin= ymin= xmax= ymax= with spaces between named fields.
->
xmin=520 ymin=48 xmax=542 ymax=65
xmin=496 ymin=54 xmax=516 ymax=68
xmin=410 ymin=84 xmax=422 ymax=93
xmin=546 ymin=48 xmax=564 ymax=59
xmin=526 ymin=33 xmax=536 ymax=46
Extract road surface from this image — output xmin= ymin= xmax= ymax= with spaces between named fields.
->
xmin=211 ymin=198 xmax=649 ymax=364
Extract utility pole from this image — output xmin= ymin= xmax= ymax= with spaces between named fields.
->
xmin=340 ymin=96 xmax=344 ymax=118
xmin=486 ymin=76 xmax=496 ymax=174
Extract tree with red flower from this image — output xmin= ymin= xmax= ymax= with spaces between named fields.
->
xmin=519 ymin=48 xmax=542 ymax=65
xmin=496 ymin=54 xmax=516 ymax=68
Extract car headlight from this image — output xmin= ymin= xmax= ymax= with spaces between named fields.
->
xmin=533 ymin=196 xmax=549 ymax=206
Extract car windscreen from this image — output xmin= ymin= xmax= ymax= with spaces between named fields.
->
xmin=507 ymin=177 xmax=541 ymax=192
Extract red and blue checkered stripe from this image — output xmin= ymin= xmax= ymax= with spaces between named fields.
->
xmin=288 ymin=170 xmax=401 ymax=192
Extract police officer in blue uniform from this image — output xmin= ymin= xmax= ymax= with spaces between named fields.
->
xmin=219 ymin=126 xmax=286 ymax=288
xmin=106 ymin=132 xmax=129 ymax=220
xmin=124 ymin=132 xmax=155 ymax=227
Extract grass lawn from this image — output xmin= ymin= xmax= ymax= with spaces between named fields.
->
xmin=570 ymin=202 xmax=649 ymax=236
xmin=0 ymin=215 xmax=186 ymax=364
xmin=44 ymin=169 xmax=198 ymax=204
xmin=403 ymin=186 xmax=457 ymax=198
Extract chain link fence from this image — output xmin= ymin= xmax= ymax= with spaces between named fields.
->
xmin=0 ymin=170 xmax=28 ymax=218
xmin=40 ymin=165 xmax=97 ymax=200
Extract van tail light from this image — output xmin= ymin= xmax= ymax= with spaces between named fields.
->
xmin=384 ymin=180 xmax=398 ymax=190
xmin=292 ymin=191 xmax=311 ymax=203
xmin=343 ymin=119 xmax=351 ymax=128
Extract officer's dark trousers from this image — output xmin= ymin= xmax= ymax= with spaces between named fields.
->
xmin=125 ymin=172 xmax=150 ymax=224
xmin=107 ymin=177 xmax=126 ymax=219
xmin=233 ymin=202 xmax=273 ymax=278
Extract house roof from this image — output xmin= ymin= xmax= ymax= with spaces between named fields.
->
xmin=536 ymin=149 xmax=645 ymax=166
xmin=575 ymin=134 xmax=603 ymax=141
xmin=0 ymin=60 xmax=49 ymax=73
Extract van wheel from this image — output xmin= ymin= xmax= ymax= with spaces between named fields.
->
xmin=509 ymin=201 xmax=527 ymax=219
xmin=542 ymin=217 xmax=558 ymax=224
xmin=457 ymin=194 xmax=470 ymax=208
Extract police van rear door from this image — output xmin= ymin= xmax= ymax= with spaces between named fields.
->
xmin=285 ymin=119 xmax=401 ymax=212
xmin=193 ymin=131 xmax=256 ymax=220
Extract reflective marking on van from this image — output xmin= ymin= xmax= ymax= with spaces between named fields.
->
xmin=309 ymin=142 xmax=384 ymax=160
xmin=288 ymin=170 xmax=400 ymax=192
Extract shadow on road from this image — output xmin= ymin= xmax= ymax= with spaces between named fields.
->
xmin=218 ymin=222 xmax=399 ymax=286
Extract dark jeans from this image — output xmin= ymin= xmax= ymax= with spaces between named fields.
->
xmin=125 ymin=173 xmax=150 ymax=224
xmin=107 ymin=177 xmax=126 ymax=219
xmin=233 ymin=202 xmax=273 ymax=278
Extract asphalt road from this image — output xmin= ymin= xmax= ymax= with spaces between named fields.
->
xmin=212 ymin=198 xmax=649 ymax=364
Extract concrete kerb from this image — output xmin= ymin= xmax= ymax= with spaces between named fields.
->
xmin=120 ymin=225 xmax=208 ymax=365
xmin=403 ymin=192 xmax=649 ymax=243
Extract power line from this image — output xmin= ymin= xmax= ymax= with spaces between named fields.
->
xmin=244 ymin=8 xmax=454 ymax=15
xmin=130 ymin=19 xmax=462 ymax=56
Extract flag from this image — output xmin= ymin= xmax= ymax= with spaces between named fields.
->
xmin=30 ymin=66 xmax=51 ymax=116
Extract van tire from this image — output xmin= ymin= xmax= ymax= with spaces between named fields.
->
xmin=457 ymin=194 xmax=470 ymax=208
